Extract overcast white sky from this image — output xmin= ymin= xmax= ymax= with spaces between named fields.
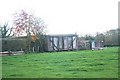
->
xmin=0 ymin=0 xmax=119 ymax=36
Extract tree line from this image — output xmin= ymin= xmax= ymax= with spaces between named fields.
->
xmin=79 ymin=28 xmax=119 ymax=47
xmin=0 ymin=10 xmax=119 ymax=52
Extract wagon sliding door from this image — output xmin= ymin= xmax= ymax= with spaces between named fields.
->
xmin=64 ymin=37 xmax=68 ymax=50
xmin=63 ymin=36 xmax=77 ymax=50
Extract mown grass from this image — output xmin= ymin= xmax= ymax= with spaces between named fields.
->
xmin=2 ymin=47 xmax=118 ymax=78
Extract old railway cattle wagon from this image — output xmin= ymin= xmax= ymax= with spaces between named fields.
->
xmin=45 ymin=34 xmax=78 ymax=51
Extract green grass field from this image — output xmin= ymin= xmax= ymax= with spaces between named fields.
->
xmin=2 ymin=47 xmax=118 ymax=78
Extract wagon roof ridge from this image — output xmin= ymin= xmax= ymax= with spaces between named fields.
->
xmin=45 ymin=34 xmax=78 ymax=37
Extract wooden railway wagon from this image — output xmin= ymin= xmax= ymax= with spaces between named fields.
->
xmin=91 ymin=41 xmax=104 ymax=50
xmin=44 ymin=34 xmax=78 ymax=51
xmin=77 ymin=40 xmax=104 ymax=50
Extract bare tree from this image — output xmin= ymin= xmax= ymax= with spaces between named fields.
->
xmin=0 ymin=22 xmax=12 ymax=38
xmin=13 ymin=10 xmax=46 ymax=36
xmin=13 ymin=10 xmax=46 ymax=52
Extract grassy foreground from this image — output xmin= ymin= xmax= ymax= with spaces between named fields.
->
xmin=2 ymin=47 xmax=118 ymax=78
